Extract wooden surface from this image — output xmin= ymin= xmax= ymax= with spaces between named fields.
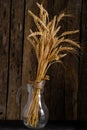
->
xmin=78 ymin=0 xmax=87 ymax=120
xmin=64 ymin=0 xmax=82 ymax=120
xmin=0 ymin=0 xmax=10 ymax=119
xmin=6 ymin=0 xmax=25 ymax=120
xmin=0 ymin=0 xmax=87 ymax=120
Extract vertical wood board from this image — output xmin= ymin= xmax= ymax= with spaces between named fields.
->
xmin=6 ymin=0 xmax=24 ymax=120
xmin=78 ymin=0 xmax=87 ymax=120
xmin=0 ymin=0 xmax=10 ymax=119
xmin=64 ymin=0 xmax=82 ymax=120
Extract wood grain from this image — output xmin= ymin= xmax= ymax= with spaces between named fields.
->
xmin=0 ymin=0 xmax=10 ymax=119
xmin=78 ymin=0 xmax=87 ymax=120
xmin=46 ymin=0 xmax=66 ymax=120
xmin=6 ymin=0 xmax=24 ymax=119
xmin=64 ymin=0 xmax=82 ymax=120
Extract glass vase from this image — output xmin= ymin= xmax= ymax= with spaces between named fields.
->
xmin=22 ymin=80 xmax=49 ymax=129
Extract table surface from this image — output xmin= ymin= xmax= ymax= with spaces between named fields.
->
xmin=0 ymin=120 xmax=86 ymax=130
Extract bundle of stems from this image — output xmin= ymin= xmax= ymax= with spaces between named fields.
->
xmin=26 ymin=3 xmax=80 ymax=127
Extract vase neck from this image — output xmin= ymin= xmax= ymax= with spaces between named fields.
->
xmin=35 ymin=80 xmax=45 ymax=89
xmin=27 ymin=80 xmax=45 ymax=94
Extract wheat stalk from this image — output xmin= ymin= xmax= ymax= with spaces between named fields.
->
xmin=26 ymin=3 xmax=80 ymax=128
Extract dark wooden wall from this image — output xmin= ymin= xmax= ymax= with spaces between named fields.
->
xmin=0 ymin=0 xmax=87 ymax=120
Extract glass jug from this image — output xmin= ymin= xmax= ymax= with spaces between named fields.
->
xmin=22 ymin=80 xmax=49 ymax=129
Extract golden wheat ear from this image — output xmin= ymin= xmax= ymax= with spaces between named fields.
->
xmin=27 ymin=2 xmax=80 ymax=80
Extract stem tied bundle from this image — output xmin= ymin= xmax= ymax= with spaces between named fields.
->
xmin=26 ymin=88 xmax=40 ymax=127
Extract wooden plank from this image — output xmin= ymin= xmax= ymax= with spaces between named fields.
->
xmin=47 ymin=0 xmax=66 ymax=120
xmin=64 ymin=0 xmax=82 ymax=120
xmin=78 ymin=0 xmax=87 ymax=120
xmin=48 ymin=64 xmax=65 ymax=120
xmin=6 ymin=0 xmax=25 ymax=120
xmin=0 ymin=0 xmax=10 ymax=119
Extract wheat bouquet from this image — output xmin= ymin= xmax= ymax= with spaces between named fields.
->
xmin=25 ymin=2 xmax=80 ymax=128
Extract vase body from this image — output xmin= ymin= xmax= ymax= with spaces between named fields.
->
xmin=22 ymin=80 xmax=49 ymax=129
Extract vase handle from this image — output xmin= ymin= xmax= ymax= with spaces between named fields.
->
xmin=16 ymin=84 xmax=33 ymax=106
xmin=16 ymin=86 xmax=27 ymax=106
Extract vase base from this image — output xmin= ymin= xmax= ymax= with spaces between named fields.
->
xmin=23 ymin=117 xmax=47 ymax=129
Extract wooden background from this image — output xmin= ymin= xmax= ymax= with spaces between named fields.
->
xmin=0 ymin=0 xmax=87 ymax=120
